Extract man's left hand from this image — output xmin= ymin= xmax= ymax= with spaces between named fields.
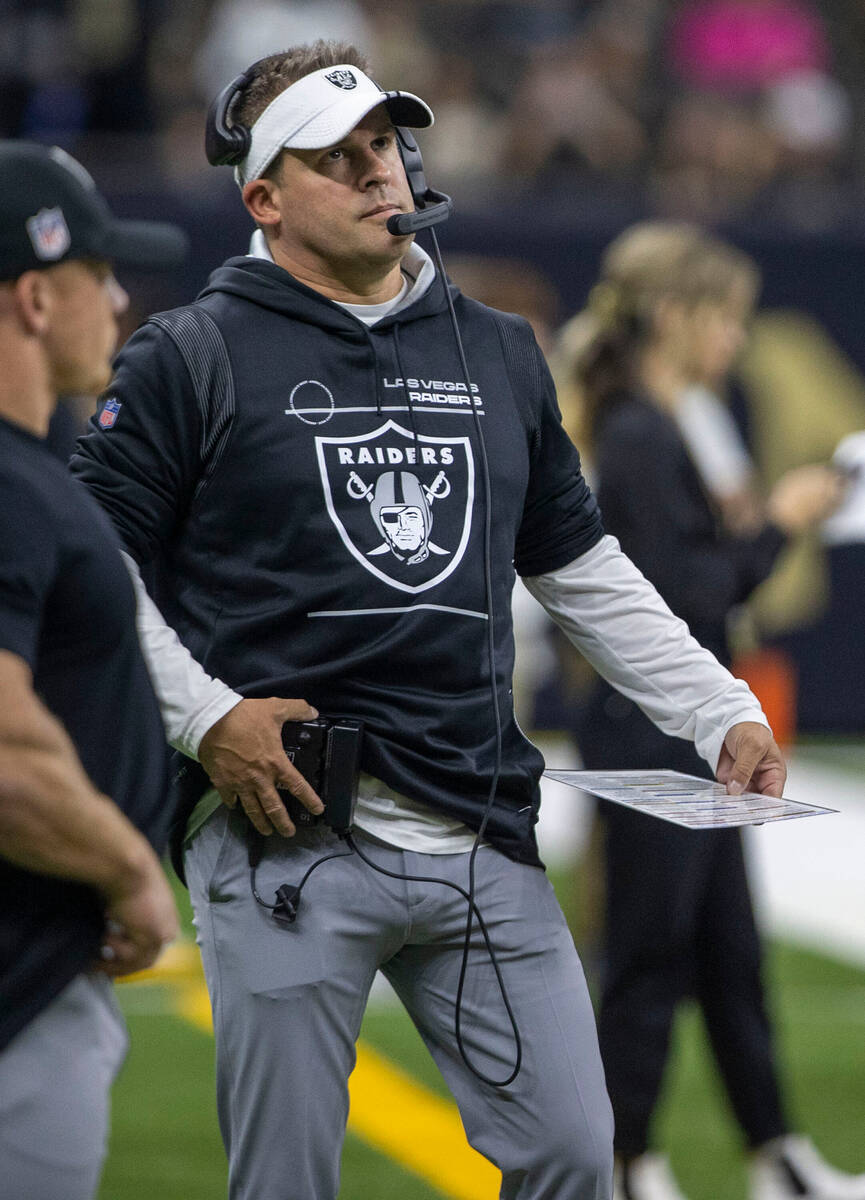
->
xmin=716 ymin=721 xmax=787 ymax=798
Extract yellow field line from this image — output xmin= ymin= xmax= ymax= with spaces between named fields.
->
xmin=347 ymin=1041 xmax=500 ymax=1200
xmin=127 ymin=946 xmax=500 ymax=1200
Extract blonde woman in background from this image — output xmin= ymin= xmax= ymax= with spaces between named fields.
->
xmin=557 ymin=223 xmax=860 ymax=1200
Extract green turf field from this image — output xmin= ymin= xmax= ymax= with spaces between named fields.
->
xmin=97 ymin=888 xmax=865 ymax=1199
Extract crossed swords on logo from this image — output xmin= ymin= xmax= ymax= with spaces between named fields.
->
xmin=347 ymin=469 xmax=452 ymax=559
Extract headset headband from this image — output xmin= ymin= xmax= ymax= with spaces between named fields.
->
xmin=208 ymin=65 xmax=434 ymax=187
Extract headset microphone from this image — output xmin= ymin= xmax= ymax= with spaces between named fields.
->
xmin=386 ymin=201 xmax=452 ymax=236
xmin=387 ymin=127 xmax=453 ymax=235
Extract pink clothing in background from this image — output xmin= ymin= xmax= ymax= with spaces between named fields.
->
xmin=668 ymin=0 xmax=829 ymax=89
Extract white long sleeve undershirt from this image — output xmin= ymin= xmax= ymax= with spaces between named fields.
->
xmin=521 ymin=534 xmax=767 ymax=774
xmin=121 ymin=552 xmax=242 ymax=760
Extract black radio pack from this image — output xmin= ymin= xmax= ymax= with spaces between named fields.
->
xmin=279 ymin=717 xmax=363 ymax=835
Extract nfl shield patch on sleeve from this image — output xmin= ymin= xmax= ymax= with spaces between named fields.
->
xmin=98 ymin=397 xmax=122 ymax=429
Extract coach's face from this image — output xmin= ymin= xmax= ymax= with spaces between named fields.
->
xmin=244 ymin=107 xmax=415 ymax=289
xmin=42 ymin=259 xmax=129 ymax=395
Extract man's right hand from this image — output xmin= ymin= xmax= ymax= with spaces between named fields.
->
xmin=198 ymin=697 xmax=323 ymax=836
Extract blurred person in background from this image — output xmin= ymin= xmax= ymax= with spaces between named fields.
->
xmin=557 ymin=220 xmax=862 ymax=1200
xmin=502 ymin=6 xmax=653 ymax=185
xmin=649 ymin=91 xmax=781 ymax=224
xmin=0 ymin=140 xmax=183 ymax=1200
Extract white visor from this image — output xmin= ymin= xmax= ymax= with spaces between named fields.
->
xmin=235 ymin=64 xmax=434 ymax=186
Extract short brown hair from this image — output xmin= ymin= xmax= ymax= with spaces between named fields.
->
xmin=233 ymin=41 xmax=370 ymax=132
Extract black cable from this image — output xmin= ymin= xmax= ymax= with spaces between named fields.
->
xmin=248 ymin=825 xmax=521 ymax=1084
xmin=344 ymin=832 xmax=522 ymax=1087
xmin=249 ymin=831 xmax=354 ymax=926
xmin=426 ymin=227 xmax=518 ymax=1086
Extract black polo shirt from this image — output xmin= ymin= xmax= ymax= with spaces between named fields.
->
xmin=0 ymin=414 xmax=169 ymax=1050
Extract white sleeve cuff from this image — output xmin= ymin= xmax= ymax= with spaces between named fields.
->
xmin=522 ymin=535 xmax=769 ymax=772
xmin=121 ymin=552 xmax=242 ymax=759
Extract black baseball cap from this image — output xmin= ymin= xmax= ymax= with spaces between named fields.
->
xmin=0 ymin=141 xmax=189 ymax=281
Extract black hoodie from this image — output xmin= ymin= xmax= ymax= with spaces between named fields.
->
xmin=72 ymin=256 xmax=602 ymax=865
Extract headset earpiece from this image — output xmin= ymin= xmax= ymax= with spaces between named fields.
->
xmin=205 ymin=70 xmax=256 ymax=167
xmin=387 ymin=127 xmax=453 ymax=236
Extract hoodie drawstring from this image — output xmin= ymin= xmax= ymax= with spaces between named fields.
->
xmin=366 ymin=331 xmax=386 ymax=417
xmin=392 ymin=323 xmax=419 ymax=443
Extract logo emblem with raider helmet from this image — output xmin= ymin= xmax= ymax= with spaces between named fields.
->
xmin=316 ymin=420 xmax=475 ymax=594
xmin=324 ymin=69 xmax=357 ymax=90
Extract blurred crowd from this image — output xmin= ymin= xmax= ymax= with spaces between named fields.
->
xmin=2 ymin=0 xmax=865 ymax=232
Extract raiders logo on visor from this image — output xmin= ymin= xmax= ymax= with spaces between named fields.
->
xmin=324 ymin=69 xmax=357 ymax=90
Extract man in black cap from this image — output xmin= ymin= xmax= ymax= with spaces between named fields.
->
xmin=0 ymin=140 xmax=186 ymax=1200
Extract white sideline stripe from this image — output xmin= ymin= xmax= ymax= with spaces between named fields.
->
xmin=308 ymin=604 xmax=488 ymax=619
xmin=748 ymin=752 xmax=865 ymax=968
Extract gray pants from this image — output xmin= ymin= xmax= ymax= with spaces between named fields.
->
xmin=186 ymin=808 xmax=614 ymax=1200
xmin=0 ymin=972 xmax=128 ymax=1200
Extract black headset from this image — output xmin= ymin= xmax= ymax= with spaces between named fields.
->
xmin=204 ymin=70 xmax=452 ymax=235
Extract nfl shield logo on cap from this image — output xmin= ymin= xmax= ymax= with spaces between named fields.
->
xmin=25 ymin=207 xmax=71 ymax=261
xmin=99 ymin=398 xmax=122 ymax=429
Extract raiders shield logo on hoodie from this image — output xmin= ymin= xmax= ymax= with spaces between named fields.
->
xmin=315 ymin=420 xmax=475 ymax=593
